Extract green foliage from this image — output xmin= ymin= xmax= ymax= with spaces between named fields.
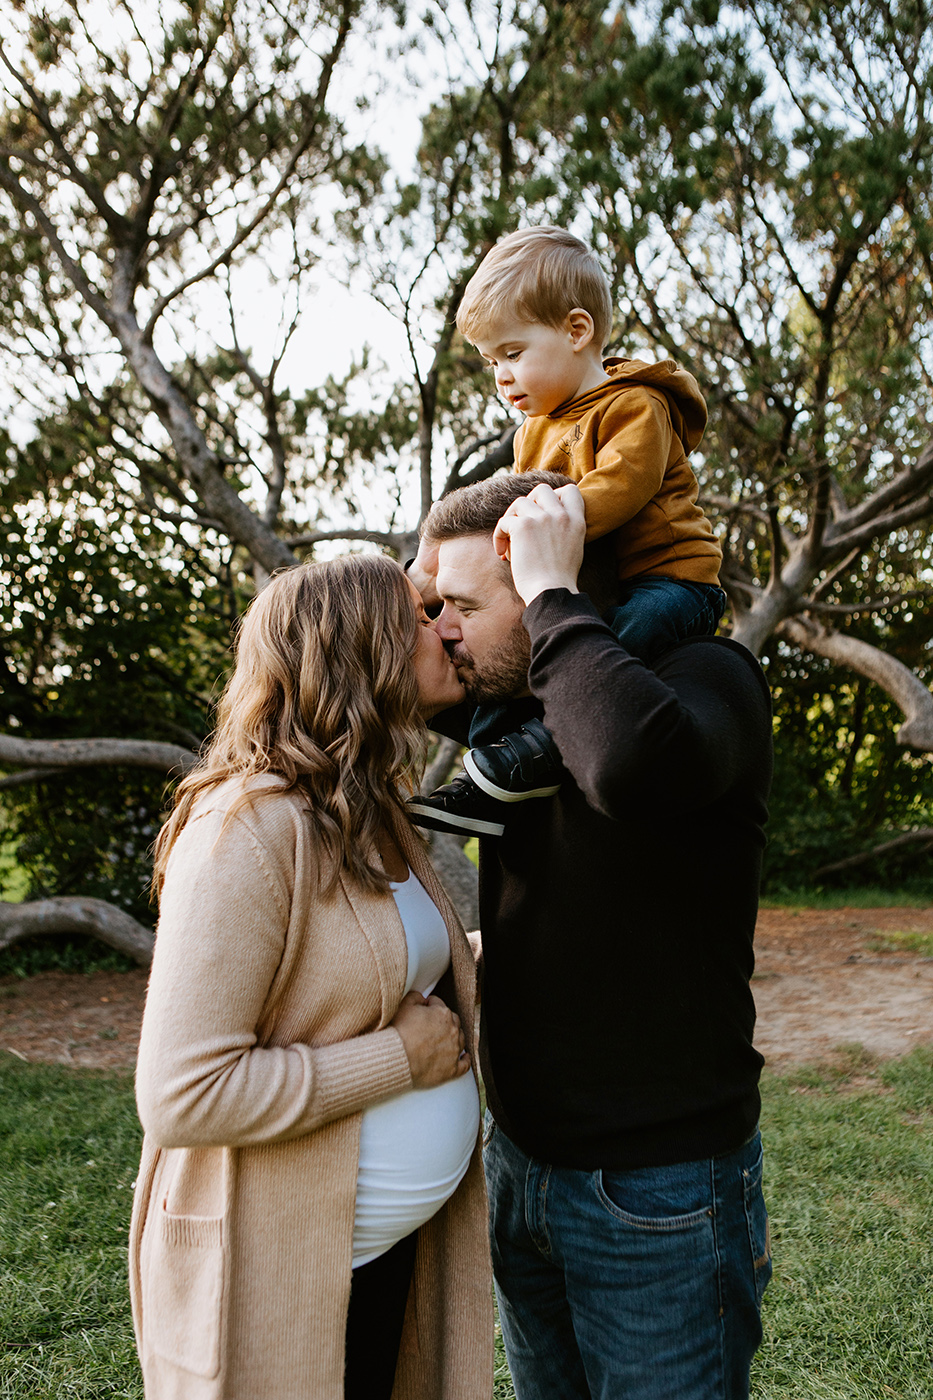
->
xmin=0 ymin=409 xmax=235 ymax=925
xmin=761 ymin=641 xmax=933 ymax=895
xmin=0 ymin=935 xmax=138 ymax=980
xmin=866 ymin=928 xmax=933 ymax=958
xmin=751 ymin=1048 xmax=933 ymax=1398
xmin=761 ymin=889 xmax=931 ymax=911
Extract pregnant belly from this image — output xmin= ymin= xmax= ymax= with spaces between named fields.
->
xmin=353 ymin=1072 xmax=481 ymax=1267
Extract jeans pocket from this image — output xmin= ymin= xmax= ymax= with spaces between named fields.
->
xmin=742 ymin=1145 xmax=772 ymax=1304
xmin=596 ymin=1162 xmax=714 ymax=1231
xmin=143 ymin=1204 xmax=225 ymax=1378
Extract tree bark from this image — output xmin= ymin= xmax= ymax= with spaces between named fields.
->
xmin=776 ymin=616 xmax=933 ymax=752
xmin=423 ymin=736 xmax=462 ymax=793
xmin=0 ymin=897 xmax=154 ymax=966
xmin=0 ymin=735 xmax=197 ymax=775
xmin=813 ymin=828 xmax=933 ymax=880
xmin=426 ymin=832 xmax=479 ymax=931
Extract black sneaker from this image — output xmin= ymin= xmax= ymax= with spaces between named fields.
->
xmin=464 ymin=717 xmax=562 ymax=802
xmin=408 ymin=773 xmax=507 ymax=838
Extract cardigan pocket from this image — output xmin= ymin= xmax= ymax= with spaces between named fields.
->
xmin=144 ymin=1203 xmax=226 ymax=1379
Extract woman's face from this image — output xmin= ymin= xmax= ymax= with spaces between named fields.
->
xmin=406 ymin=577 xmax=465 ymax=717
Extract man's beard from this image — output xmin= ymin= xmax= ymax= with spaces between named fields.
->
xmin=448 ymin=621 xmax=531 ymax=703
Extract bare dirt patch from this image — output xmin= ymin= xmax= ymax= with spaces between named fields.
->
xmin=1 ymin=907 xmax=932 ymax=1072
xmin=0 ymin=968 xmax=148 ymax=1071
xmin=752 ymin=906 xmax=933 ymax=1069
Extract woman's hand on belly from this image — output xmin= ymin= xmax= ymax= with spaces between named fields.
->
xmin=390 ymin=990 xmax=471 ymax=1089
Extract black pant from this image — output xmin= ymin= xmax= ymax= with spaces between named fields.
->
xmin=344 ymin=1231 xmax=417 ymax=1400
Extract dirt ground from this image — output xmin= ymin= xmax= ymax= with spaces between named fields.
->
xmin=1 ymin=907 xmax=932 ymax=1072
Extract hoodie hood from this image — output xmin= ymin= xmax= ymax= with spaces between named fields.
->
xmin=553 ymin=357 xmax=707 ymax=456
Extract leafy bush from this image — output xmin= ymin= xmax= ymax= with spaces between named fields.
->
xmin=761 ymin=643 xmax=933 ymax=897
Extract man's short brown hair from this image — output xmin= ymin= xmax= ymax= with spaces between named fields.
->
xmin=421 ymin=471 xmax=570 ymax=543
xmin=422 ymin=471 xmax=620 ymax=613
xmin=456 ymin=226 xmax=614 ymax=351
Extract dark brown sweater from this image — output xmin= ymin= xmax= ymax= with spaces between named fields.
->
xmin=473 ymin=589 xmax=772 ymax=1169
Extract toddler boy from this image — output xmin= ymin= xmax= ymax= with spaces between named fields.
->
xmin=409 ymin=225 xmax=725 ymax=838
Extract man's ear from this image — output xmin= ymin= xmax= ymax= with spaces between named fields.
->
xmin=566 ymin=308 xmax=596 ymax=352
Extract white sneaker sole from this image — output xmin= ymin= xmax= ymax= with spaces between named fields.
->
xmin=464 ymin=750 xmax=561 ymax=803
xmin=407 ymin=802 xmax=505 ymax=838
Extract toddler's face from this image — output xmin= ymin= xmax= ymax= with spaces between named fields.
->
xmin=474 ymin=314 xmax=593 ymax=418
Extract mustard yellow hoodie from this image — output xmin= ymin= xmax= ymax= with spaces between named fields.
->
xmin=513 ymin=357 xmax=722 ymax=585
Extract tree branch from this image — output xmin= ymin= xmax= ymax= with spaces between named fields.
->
xmin=776 ymin=616 xmax=933 ymax=752
xmin=0 ymin=735 xmax=197 ymax=775
xmin=141 ymin=0 xmax=359 ymax=336
xmin=813 ymin=828 xmax=933 ymax=881
xmin=807 ymin=589 xmax=933 ymax=617
xmin=442 ymin=424 xmax=518 ymax=495
xmin=284 ymin=526 xmax=419 ymax=557
xmin=0 ymin=897 xmax=153 ymax=966
xmin=0 ymin=768 xmax=59 ymax=790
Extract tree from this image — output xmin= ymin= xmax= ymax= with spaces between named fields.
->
xmin=0 ymin=0 xmax=409 ymax=575
xmin=0 ymin=0 xmax=469 ymax=951
xmin=551 ymin=0 xmax=933 ymax=751
xmin=0 ymin=0 xmax=628 ymax=943
xmin=3 ymin=0 xmax=933 ymax=939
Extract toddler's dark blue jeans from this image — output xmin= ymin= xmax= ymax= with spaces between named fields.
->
xmin=605 ymin=574 xmax=726 ymax=665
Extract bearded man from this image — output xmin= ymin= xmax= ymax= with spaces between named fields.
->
xmin=407 ymin=472 xmax=774 ymax=1400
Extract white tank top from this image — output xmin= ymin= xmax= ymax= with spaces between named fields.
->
xmin=352 ymin=870 xmax=480 ymax=1267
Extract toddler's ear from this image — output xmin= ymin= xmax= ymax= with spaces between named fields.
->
xmin=567 ymin=308 xmax=596 ymax=350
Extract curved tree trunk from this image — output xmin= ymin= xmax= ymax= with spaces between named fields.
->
xmin=0 ymin=897 xmax=154 ymax=966
xmin=0 ymin=735 xmax=197 ymax=774
xmin=776 ymin=616 xmax=933 ymax=752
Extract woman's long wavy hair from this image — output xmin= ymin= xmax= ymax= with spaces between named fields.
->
xmin=152 ymin=554 xmax=426 ymax=898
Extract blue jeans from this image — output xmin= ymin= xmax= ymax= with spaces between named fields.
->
xmin=484 ymin=1116 xmax=771 ymax=1400
xmin=606 ymin=576 xmax=726 ymax=665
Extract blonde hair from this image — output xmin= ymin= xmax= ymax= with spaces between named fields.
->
xmin=456 ymin=226 xmax=614 ymax=350
xmin=152 ymin=555 xmax=425 ymax=898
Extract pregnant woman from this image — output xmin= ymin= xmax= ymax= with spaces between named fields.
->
xmin=129 ymin=555 xmax=492 ymax=1399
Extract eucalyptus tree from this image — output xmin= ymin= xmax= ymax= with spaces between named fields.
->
xmin=0 ymin=0 xmax=418 ymax=572
xmin=4 ymin=0 xmax=933 ymax=940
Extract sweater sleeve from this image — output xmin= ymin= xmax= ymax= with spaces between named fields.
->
xmin=136 ymin=807 xmax=412 ymax=1150
xmin=524 ymin=589 xmax=772 ymax=818
xmin=575 ymin=389 xmax=673 ymax=540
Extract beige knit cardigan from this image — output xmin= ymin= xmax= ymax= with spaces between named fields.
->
xmin=129 ymin=779 xmax=493 ymax=1400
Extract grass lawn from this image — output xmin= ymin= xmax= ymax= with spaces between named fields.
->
xmin=0 ymin=1061 xmax=142 ymax=1399
xmin=760 ymin=886 xmax=932 ymax=910
xmin=2 ymin=1050 xmax=932 ymax=1399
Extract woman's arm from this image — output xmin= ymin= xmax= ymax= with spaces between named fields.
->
xmin=137 ymin=806 xmax=415 ymax=1150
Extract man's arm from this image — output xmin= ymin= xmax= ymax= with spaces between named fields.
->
xmin=497 ymin=484 xmax=772 ymax=817
xmin=525 ymin=591 xmax=771 ymax=816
